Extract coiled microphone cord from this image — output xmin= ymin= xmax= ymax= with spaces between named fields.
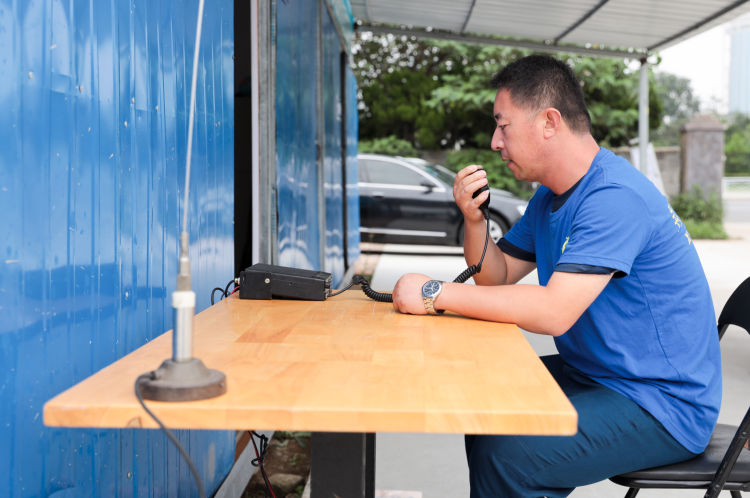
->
xmin=340 ymin=214 xmax=491 ymax=303
xmin=452 ymin=216 xmax=490 ymax=284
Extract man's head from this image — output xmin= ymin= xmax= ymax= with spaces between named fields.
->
xmin=490 ymin=55 xmax=591 ymax=135
xmin=489 ymin=55 xmax=599 ymax=190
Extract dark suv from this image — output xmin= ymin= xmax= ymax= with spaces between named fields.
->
xmin=358 ymin=153 xmax=527 ymax=246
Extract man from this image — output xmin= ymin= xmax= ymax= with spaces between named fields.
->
xmin=391 ymin=55 xmax=721 ymax=497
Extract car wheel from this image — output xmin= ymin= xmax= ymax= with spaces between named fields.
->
xmin=458 ymin=214 xmax=508 ymax=246
xmin=487 ymin=214 xmax=508 ymax=244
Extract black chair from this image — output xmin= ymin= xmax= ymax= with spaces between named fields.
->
xmin=609 ymin=276 xmax=750 ymax=498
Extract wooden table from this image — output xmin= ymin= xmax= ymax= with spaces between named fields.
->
xmin=44 ymin=291 xmax=577 ymax=496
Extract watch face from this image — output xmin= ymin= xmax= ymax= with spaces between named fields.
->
xmin=423 ymin=280 xmax=441 ymax=297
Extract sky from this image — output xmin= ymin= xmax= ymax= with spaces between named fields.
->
xmin=656 ymin=12 xmax=750 ymax=113
xmin=657 ymin=23 xmax=730 ymax=113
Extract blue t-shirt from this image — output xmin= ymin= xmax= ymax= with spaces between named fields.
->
xmin=502 ymin=147 xmax=721 ymax=454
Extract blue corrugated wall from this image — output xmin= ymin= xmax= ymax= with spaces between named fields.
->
xmin=276 ymin=0 xmax=321 ymax=272
xmin=322 ymin=8 xmax=345 ymax=284
xmin=0 ymin=0 xmax=235 ymax=496
xmin=345 ymin=65 xmax=360 ymax=269
xmin=276 ymin=0 xmax=358 ymax=283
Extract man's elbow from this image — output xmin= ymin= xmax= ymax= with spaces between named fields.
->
xmin=541 ymin=309 xmax=582 ymax=337
xmin=543 ymin=323 xmax=569 ymax=337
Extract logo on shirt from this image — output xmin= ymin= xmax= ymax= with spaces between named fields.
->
xmin=561 ymin=236 xmax=570 ymax=254
xmin=668 ymin=205 xmax=692 ymax=245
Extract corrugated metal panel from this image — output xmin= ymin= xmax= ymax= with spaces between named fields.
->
xmin=323 ymin=7 xmax=345 ymax=284
xmin=564 ymin=0 xmax=742 ymax=48
xmin=352 ymin=0 xmax=750 ymax=52
xmin=327 ymin=0 xmax=356 ymax=53
xmin=276 ymin=0 xmax=321 ymax=271
xmin=368 ymin=0 xmax=474 ymax=32
xmin=0 ymin=0 xmax=235 ymax=496
xmin=276 ymin=0 xmax=357 ymax=284
xmin=469 ymin=0 xmax=595 ymax=41
xmin=345 ymin=65 xmax=361 ymax=268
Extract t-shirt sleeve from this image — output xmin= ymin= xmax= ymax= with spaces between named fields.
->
xmin=556 ymin=185 xmax=651 ymax=276
xmin=556 ymin=263 xmax=619 ymax=276
xmin=498 ymin=238 xmax=536 ymax=262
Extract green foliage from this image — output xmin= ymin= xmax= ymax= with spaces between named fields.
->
xmin=353 ymin=32 xmax=665 ymax=150
xmin=682 ymin=220 xmax=728 ymax=240
xmin=724 ymin=113 xmax=750 ymax=176
xmin=274 ymin=431 xmax=311 ymax=448
xmin=670 ymin=186 xmax=727 ymax=239
xmin=651 ymin=71 xmax=701 ymax=146
xmin=442 ymin=148 xmax=534 ymax=199
xmin=358 ymin=135 xmax=418 ymax=156
xmin=575 ymin=57 xmax=662 ymax=147
xmin=671 ymin=186 xmax=723 ymax=223
xmin=354 ymin=34 xmax=525 ymax=149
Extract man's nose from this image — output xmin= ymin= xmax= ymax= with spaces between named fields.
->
xmin=491 ymin=128 xmax=504 ymax=151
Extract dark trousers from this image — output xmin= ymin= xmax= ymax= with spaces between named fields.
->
xmin=465 ymin=355 xmax=696 ymax=497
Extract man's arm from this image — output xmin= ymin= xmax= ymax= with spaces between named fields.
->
xmin=454 ymin=165 xmax=534 ymax=285
xmin=391 ymin=271 xmax=612 ymax=336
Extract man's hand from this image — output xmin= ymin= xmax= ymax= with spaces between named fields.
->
xmin=392 ymin=273 xmax=432 ymax=314
xmin=453 ymin=165 xmax=489 ymax=223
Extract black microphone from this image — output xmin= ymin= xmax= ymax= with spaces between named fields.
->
xmin=470 ymin=168 xmax=490 ymax=218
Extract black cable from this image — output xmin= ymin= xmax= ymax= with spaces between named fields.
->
xmin=250 ymin=431 xmax=276 ymax=498
xmin=223 ymin=278 xmax=236 ymax=298
xmin=344 ymin=214 xmax=492 ymax=303
xmin=328 ymin=279 xmax=356 ymax=297
xmin=452 ymin=218 xmax=490 ymax=283
xmin=352 ymin=275 xmax=395 ymax=302
xmin=210 ymin=287 xmax=225 ymax=305
xmin=135 ymin=374 xmax=206 ymax=498
xmin=211 ymin=278 xmax=239 ymax=304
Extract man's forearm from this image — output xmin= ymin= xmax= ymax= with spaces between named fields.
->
xmin=435 ymin=272 xmax=612 ymax=336
xmin=463 ymin=218 xmax=508 ymax=285
xmin=437 ymin=282 xmax=566 ymax=335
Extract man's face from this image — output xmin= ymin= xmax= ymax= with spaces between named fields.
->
xmin=491 ymin=89 xmax=543 ymax=182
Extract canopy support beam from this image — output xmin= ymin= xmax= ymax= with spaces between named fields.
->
xmin=357 ymin=24 xmax=647 ymax=59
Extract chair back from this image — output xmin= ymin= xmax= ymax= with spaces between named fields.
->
xmin=706 ymin=275 xmax=750 ymax=498
xmin=717 ymin=276 xmax=750 ymax=339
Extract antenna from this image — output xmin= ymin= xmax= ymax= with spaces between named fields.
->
xmin=139 ymin=0 xmax=226 ymax=401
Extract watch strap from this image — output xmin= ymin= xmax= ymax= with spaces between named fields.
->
xmin=422 ymin=280 xmax=445 ymax=315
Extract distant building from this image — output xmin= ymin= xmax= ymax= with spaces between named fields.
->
xmin=729 ymin=13 xmax=750 ymax=113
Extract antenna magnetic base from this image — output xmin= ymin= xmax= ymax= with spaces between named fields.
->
xmin=139 ymin=358 xmax=226 ymax=402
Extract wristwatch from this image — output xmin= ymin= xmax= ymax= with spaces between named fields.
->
xmin=421 ymin=280 xmax=445 ymax=315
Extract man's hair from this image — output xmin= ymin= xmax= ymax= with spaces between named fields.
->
xmin=490 ymin=55 xmax=591 ymax=134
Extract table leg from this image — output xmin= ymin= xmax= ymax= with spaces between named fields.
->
xmin=310 ymin=432 xmax=375 ymax=498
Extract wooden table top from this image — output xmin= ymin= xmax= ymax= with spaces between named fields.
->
xmin=44 ymin=291 xmax=577 ymax=435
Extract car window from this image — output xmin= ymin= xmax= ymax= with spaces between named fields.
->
xmin=401 ymin=158 xmax=456 ymax=185
xmin=422 ymin=164 xmax=456 ymax=185
xmin=362 ymin=159 xmax=434 ymax=187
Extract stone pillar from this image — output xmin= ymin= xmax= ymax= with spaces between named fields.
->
xmin=655 ymin=146 xmax=681 ymax=199
xmin=680 ymin=114 xmax=726 ymax=196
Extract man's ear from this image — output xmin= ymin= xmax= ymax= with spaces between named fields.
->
xmin=542 ymin=108 xmax=562 ymax=139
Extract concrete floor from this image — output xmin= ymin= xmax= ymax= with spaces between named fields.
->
xmin=370 ymin=204 xmax=750 ymax=497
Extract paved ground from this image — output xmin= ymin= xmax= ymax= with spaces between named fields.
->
xmin=370 ymin=198 xmax=750 ymax=498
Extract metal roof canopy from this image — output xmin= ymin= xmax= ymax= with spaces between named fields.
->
xmin=351 ymin=0 xmax=750 ymax=58
xmin=350 ymin=0 xmax=750 ymax=177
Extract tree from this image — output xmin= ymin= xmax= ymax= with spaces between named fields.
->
xmin=354 ymin=33 xmax=446 ymax=147
xmin=352 ymin=32 xmax=664 ymax=150
xmin=651 ymin=71 xmax=701 ymax=146
xmin=353 ymin=33 xmax=523 ymax=149
xmin=724 ymin=113 xmax=750 ymax=176
xmin=573 ymin=56 xmax=662 ymax=147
